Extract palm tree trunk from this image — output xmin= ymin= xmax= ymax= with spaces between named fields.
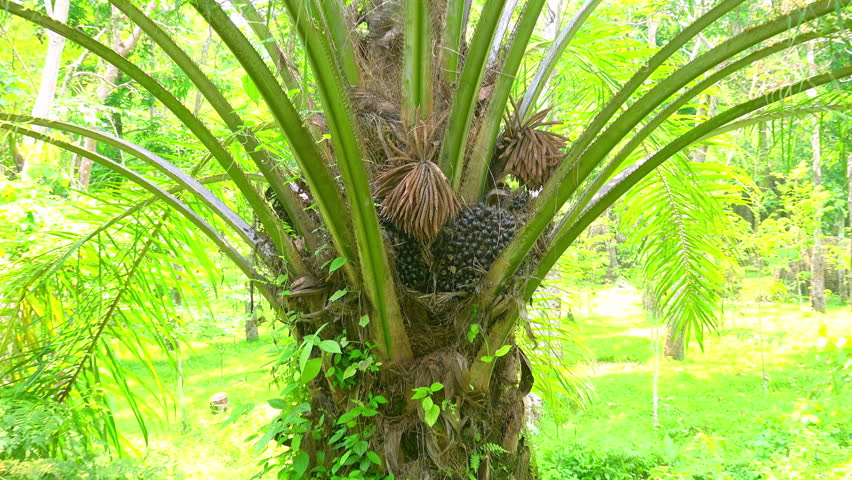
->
xmin=664 ymin=323 xmax=686 ymax=360
xmin=289 ymin=303 xmax=534 ymax=479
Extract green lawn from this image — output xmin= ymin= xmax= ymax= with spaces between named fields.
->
xmin=113 ymin=332 xmax=291 ymax=479
xmin=535 ymin=280 xmax=851 ymax=479
xmin=110 ymin=279 xmax=850 ymax=479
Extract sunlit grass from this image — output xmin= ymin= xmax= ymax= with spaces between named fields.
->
xmin=111 ymin=331 xmax=291 ymax=479
xmin=535 ymin=278 xmax=851 ymax=478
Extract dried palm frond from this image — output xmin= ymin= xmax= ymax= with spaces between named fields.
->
xmin=381 ymin=161 xmax=460 ymax=242
xmin=496 ymin=102 xmax=567 ymax=189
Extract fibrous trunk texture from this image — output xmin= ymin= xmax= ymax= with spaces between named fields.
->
xmin=274 ymin=288 xmax=535 ymax=479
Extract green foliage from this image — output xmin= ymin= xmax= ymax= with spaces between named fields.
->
xmin=533 ymin=281 xmax=850 ymax=480
xmin=411 ymin=382 xmax=444 ymax=427
xmin=325 ymin=335 xmax=380 ymax=390
xmin=257 ymin=394 xmax=390 ymax=480
xmin=752 ymin=163 xmax=834 ymax=281
xmin=468 ymin=442 xmax=508 ymax=480
xmin=0 ymin=395 xmax=87 ymax=460
xmin=621 ymin=159 xmax=749 ymax=346
xmin=0 ymin=393 xmax=173 ymax=479
xmin=0 ymin=457 xmax=172 ymax=480
xmin=1 ymin=0 xmax=851 ymax=476
xmin=537 ymin=442 xmax=664 ymax=480
xmin=262 ymin=332 xmax=390 ymax=479
xmin=322 ymin=395 xmax=389 ymax=480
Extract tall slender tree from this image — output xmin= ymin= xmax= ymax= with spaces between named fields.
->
xmin=77 ymin=2 xmax=155 ymax=188
xmin=18 ymin=0 xmax=68 ymax=176
xmin=808 ymin=43 xmax=827 ymax=313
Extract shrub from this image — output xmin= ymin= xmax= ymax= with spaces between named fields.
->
xmin=537 ymin=442 xmax=665 ymax=480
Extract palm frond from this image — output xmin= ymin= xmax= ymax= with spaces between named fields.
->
xmin=517 ymin=0 xmax=604 ymax=119
xmin=275 ymin=0 xmax=413 ymax=361
xmin=460 ymin=0 xmax=547 ymax=200
xmin=0 ymin=189 xmax=226 ymax=450
xmin=519 ymin=267 xmax=594 ymax=419
xmin=439 ymin=0 xmax=508 ymax=180
xmin=483 ymin=0 xmax=847 ymax=305
xmin=620 ymin=160 xmax=745 ymax=347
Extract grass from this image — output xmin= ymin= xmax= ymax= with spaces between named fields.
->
xmin=101 ymin=277 xmax=850 ymax=479
xmin=111 ymin=329 xmax=292 ymax=479
xmin=534 ymin=279 xmax=851 ymax=479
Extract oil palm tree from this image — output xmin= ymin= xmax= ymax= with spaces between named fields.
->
xmin=1 ymin=0 xmax=850 ymax=477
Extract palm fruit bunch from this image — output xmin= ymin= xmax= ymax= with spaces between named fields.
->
xmin=383 ymin=220 xmax=430 ymax=291
xmin=430 ymin=203 xmax=520 ymax=293
xmin=380 ymin=201 xmax=522 ymax=293
xmin=374 ymin=117 xmax=523 ymax=293
xmin=510 ymin=188 xmax=531 ymax=211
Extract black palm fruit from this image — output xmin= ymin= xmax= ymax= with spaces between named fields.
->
xmin=381 ymin=203 xmax=521 ymax=293
xmin=431 ymin=203 xmax=520 ymax=293
xmin=383 ymin=221 xmax=430 ymax=291
xmin=510 ymin=189 xmax=531 ymax=211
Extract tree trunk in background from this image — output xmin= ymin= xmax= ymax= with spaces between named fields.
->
xmin=847 ymin=153 xmax=852 ymax=300
xmin=605 ymin=209 xmax=619 ymax=281
xmin=642 ymin=287 xmax=684 ymax=360
xmin=78 ymin=4 xmax=151 ymax=187
xmin=245 ymin=282 xmax=260 ymax=342
xmin=757 ymin=121 xmax=772 ymax=188
xmin=192 ymin=27 xmax=214 ymax=116
xmin=20 ymin=0 xmax=70 ymax=176
xmin=5 ymin=134 xmax=25 ymax=178
xmin=690 ymin=95 xmax=716 ymax=164
xmin=811 ymin=119 xmax=826 ymax=313
xmin=245 ymin=318 xmax=260 ymax=342
xmin=808 ymin=44 xmax=826 ymax=313
xmin=664 ymin=325 xmax=685 ymax=361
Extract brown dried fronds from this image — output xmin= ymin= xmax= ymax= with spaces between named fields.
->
xmin=381 ymin=161 xmax=460 ymax=242
xmin=497 ymin=102 xmax=567 ymax=189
